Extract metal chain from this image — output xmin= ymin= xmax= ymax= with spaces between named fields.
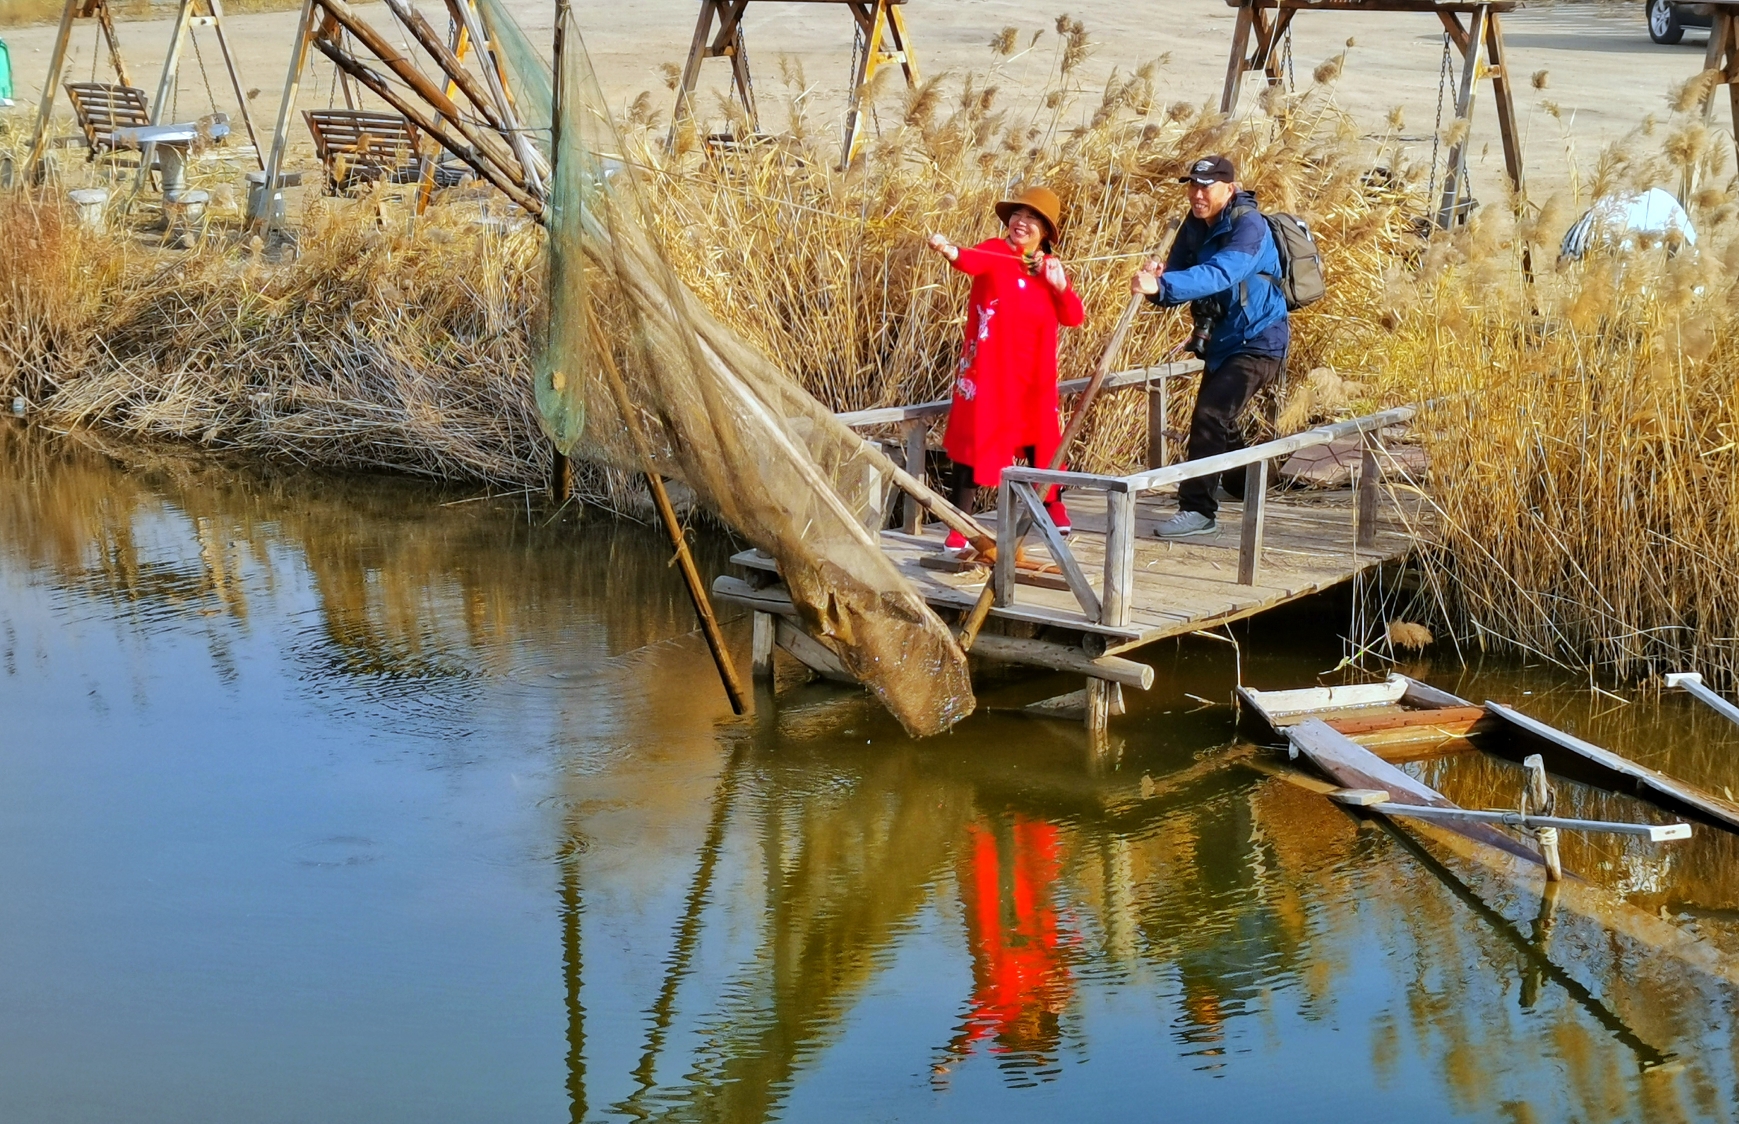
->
xmin=1283 ymin=26 xmax=1294 ymax=94
xmin=190 ymin=31 xmax=220 ymax=115
xmin=1426 ymin=32 xmax=1451 ymax=209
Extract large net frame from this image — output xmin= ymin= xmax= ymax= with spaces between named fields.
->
xmin=481 ymin=0 xmax=974 ymax=735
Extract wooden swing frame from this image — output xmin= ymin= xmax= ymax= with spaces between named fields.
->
xmin=24 ymin=0 xmax=262 ymax=184
xmin=667 ymin=0 xmax=918 ymax=167
xmin=1220 ymin=0 xmax=1526 ymax=232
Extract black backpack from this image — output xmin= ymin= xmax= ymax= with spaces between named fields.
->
xmin=1232 ymin=203 xmax=1326 ymax=311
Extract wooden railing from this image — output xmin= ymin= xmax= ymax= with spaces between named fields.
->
xmin=997 ymin=405 xmax=1418 ymax=627
xmin=837 ymin=359 xmax=1205 ymax=534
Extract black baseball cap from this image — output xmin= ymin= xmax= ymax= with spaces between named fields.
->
xmin=1178 ymin=155 xmax=1236 ymax=185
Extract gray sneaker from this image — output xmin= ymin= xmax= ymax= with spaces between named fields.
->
xmin=1156 ymin=510 xmax=1217 ymax=539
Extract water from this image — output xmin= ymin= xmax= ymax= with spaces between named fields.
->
xmin=2 ymin=421 xmax=1737 ymax=1124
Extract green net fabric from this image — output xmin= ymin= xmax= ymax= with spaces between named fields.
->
xmin=491 ymin=1 xmax=973 ymax=735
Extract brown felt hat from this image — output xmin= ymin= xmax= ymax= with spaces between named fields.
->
xmin=994 ymin=185 xmax=1062 ymax=242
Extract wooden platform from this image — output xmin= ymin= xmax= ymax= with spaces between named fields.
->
xmin=726 ymin=485 xmax=1428 ymax=657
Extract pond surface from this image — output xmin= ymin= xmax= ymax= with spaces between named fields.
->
xmin=2 ymin=422 xmax=1737 ymax=1124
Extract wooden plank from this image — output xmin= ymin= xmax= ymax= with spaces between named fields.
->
xmin=1328 ymin=705 xmax=1488 ymax=736
xmin=1101 ymin=490 xmax=1138 ymax=628
xmin=1014 ymin=482 xmax=1100 ymax=621
xmin=1398 ymin=675 xmax=1473 ymax=709
xmin=1287 ymin=718 xmax=1545 ymax=863
xmin=1245 ymin=680 xmax=1409 ymax=717
xmin=1484 ymin=703 xmax=1739 ymax=835
xmin=750 ymin=610 xmax=775 ymax=680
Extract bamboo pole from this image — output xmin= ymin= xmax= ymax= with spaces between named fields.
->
xmin=586 ymin=280 xmax=747 ymax=715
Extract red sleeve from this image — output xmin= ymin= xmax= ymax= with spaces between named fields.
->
xmin=1053 ymin=282 xmax=1085 ymax=328
xmin=948 ymin=239 xmax=1007 ymax=277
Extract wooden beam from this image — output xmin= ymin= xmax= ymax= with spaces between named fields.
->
xmin=1014 ymin=482 xmax=1101 ymax=622
xmin=1288 ymin=718 xmax=1547 ymax=862
xmin=1221 ymin=0 xmax=1256 ymax=114
xmin=25 ymin=0 xmax=82 ymax=183
xmin=751 ymin=611 xmax=776 ymax=679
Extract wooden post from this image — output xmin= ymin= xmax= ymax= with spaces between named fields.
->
xmin=1522 ymin=754 xmax=1562 ymax=881
xmin=1220 ymin=0 xmax=1256 ymax=115
xmin=1237 ymin=459 xmax=1267 ymax=585
xmin=1482 ymin=10 xmax=1529 ymax=277
xmin=1102 ymin=490 xmax=1137 ymax=628
xmin=840 ymin=0 xmax=918 ymax=166
xmin=901 ymin=421 xmax=925 ymax=534
xmin=668 ymin=0 xmax=755 ymax=148
xmin=1436 ymin=5 xmax=1489 ymax=230
xmin=1356 ymin=430 xmax=1380 ymax=549
xmin=249 ymin=0 xmax=317 ymax=228
xmin=993 ymin=479 xmax=1017 ymax=608
xmin=751 ymin=611 xmax=776 ymax=679
xmin=1147 ymin=378 xmax=1168 ymax=469
xmin=551 ymin=449 xmax=573 ymax=504
xmin=1085 ymin=677 xmax=1119 ymax=738
xmin=24 ymin=0 xmax=82 ymax=184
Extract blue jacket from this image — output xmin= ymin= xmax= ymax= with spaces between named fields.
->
xmin=1148 ymin=190 xmax=1290 ymax=368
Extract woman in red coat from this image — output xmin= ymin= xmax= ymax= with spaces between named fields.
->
xmin=928 ymin=186 xmax=1085 ymax=553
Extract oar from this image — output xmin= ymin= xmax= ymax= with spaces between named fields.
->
xmin=957 ymin=224 xmax=1179 ymax=652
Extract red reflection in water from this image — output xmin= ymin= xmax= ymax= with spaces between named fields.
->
xmin=938 ymin=816 xmax=1075 ymax=1072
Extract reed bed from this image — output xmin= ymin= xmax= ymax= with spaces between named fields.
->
xmin=4 ymin=31 xmax=1739 ymax=685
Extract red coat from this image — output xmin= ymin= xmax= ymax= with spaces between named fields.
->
xmin=941 ymin=238 xmax=1085 ymax=482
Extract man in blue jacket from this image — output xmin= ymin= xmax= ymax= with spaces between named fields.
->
xmin=1133 ymin=154 xmax=1289 ymax=538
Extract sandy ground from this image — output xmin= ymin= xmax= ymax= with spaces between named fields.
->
xmin=0 ymin=0 xmax=1727 ymax=209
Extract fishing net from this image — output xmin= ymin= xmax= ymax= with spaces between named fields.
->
xmin=486 ymin=0 xmax=974 ymax=735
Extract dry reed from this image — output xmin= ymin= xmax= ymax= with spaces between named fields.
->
xmin=5 ymin=31 xmax=1739 ymax=687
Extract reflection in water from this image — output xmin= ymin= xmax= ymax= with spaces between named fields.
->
xmin=4 ymin=420 xmax=1739 ymax=1123
xmin=940 ymin=816 xmax=1074 ymax=1082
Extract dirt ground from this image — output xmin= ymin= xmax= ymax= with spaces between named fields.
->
xmin=1 ymin=0 xmax=1728 ymax=214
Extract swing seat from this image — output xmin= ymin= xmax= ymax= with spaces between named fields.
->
xmin=64 ymin=82 xmax=152 ymax=160
xmin=303 ymin=109 xmax=427 ymax=196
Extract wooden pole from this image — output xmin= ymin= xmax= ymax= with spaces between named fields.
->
xmin=248 ymin=0 xmax=316 ymax=228
xmin=95 ymin=0 xmax=134 ymax=87
xmin=308 ymin=33 xmax=543 ymax=217
xmin=1435 ymin=5 xmax=1488 ymax=230
xmin=25 ymin=0 xmax=81 ymax=183
xmin=205 ymin=0 xmax=265 ymax=166
xmin=1522 ymin=753 xmax=1563 ymax=882
xmin=589 ymin=316 xmax=748 ymax=714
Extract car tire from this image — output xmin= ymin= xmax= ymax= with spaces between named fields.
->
xmin=1649 ymin=0 xmax=1686 ymax=44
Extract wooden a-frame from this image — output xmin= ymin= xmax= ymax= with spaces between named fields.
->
xmin=248 ymin=0 xmax=547 ymax=228
xmin=25 ymin=0 xmax=261 ymax=183
xmin=1697 ymin=6 xmax=1739 ymax=182
xmin=668 ymin=0 xmax=918 ymax=167
xmin=1221 ymin=0 xmax=1526 ymax=232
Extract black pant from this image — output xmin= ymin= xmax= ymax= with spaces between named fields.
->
xmin=950 ymin=447 xmax=1055 ymax=511
xmin=1178 ymin=352 xmax=1286 ymax=518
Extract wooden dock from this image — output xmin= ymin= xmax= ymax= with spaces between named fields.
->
xmin=713 ymin=367 xmax=1433 ymax=734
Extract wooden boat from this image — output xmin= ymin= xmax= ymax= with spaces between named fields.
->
xmin=1239 ymin=673 xmax=1739 ymax=835
xmin=1237 ymin=673 xmax=1489 ymax=759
